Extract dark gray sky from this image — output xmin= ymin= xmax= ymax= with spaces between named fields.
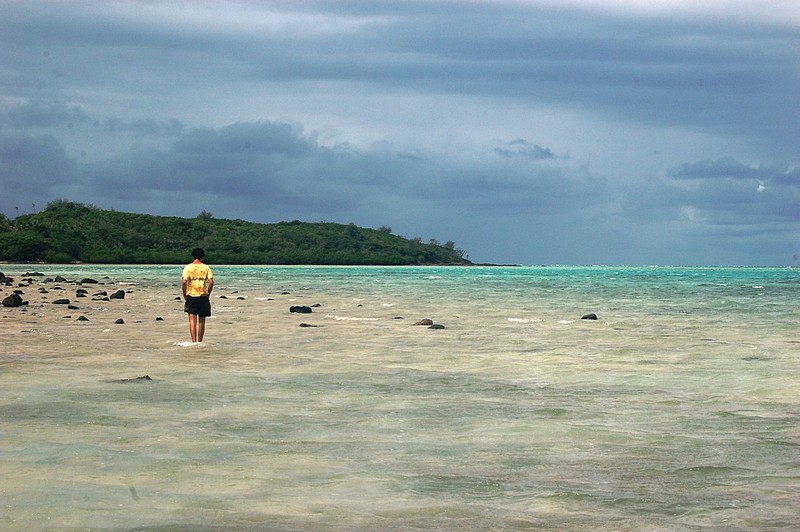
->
xmin=1 ymin=0 xmax=798 ymax=265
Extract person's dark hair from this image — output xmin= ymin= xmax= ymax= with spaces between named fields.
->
xmin=191 ymin=248 xmax=205 ymax=260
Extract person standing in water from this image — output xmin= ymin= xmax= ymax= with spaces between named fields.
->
xmin=182 ymin=248 xmax=214 ymax=343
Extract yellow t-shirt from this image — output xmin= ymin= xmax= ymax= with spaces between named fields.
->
xmin=182 ymin=262 xmax=213 ymax=297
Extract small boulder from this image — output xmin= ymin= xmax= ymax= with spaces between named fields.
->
xmin=53 ymin=299 xmax=71 ymax=305
xmin=109 ymin=290 xmax=125 ymax=299
xmin=80 ymin=278 xmax=99 ymax=284
xmin=428 ymin=324 xmax=446 ymax=330
xmin=414 ymin=319 xmax=434 ymax=326
xmin=114 ymin=318 xmax=125 ymax=324
xmin=77 ymin=316 xmax=89 ymax=321
xmin=581 ymin=313 xmax=598 ymax=320
xmin=290 ymin=305 xmax=313 ymax=313
xmin=2 ymin=294 xmax=23 ymax=307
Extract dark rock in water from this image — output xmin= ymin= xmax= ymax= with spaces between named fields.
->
xmin=281 ymin=291 xmax=291 ymax=295
xmin=219 ymin=295 xmax=228 ymax=299
xmin=80 ymin=278 xmax=99 ymax=284
xmin=290 ymin=305 xmax=313 ymax=313
xmin=2 ymin=293 xmax=23 ymax=307
xmin=428 ymin=324 xmax=446 ymax=329
xmin=109 ymin=290 xmax=125 ymax=299
xmin=414 ymin=319 xmax=434 ymax=326
xmin=237 ymin=296 xmax=245 ymax=300
xmin=156 ymin=316 xmax=164 ymax=321
xmin=299 ymin=322 xmax=321 ymax=327
xmin=77 ymin=315 xmax=89 ymax=321
xmin=175 ymin=296 xmax=182 ymax=300
xmin=68 ymin=304 xmax=79 ymax=310
xmin=393 ymin=316 xmax=404 ymax=320
xmin=115 ymin=318 xmax=125 ymax=324
xmin=311 ymin=303 xmax=322 ymax=308
xmin=53 ymin=298 xmax=70 ymax=305
xmin=24 ymin=272 xmax=45 ymax=276
xmin=114 ymin=375 xmax=152 ymax=383
xmin=581 ymin=313 xmax=598 ymax=320
xmin=55 ymin=276 xmax=68 ymax=282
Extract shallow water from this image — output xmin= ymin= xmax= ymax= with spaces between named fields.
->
xmin=1 ymin=265 xmax=798 ymax=530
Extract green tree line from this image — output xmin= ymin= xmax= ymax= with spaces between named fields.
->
xmin=0 ymin=200 xmax=470 ymax=265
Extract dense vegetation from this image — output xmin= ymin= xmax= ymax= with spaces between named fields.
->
xmin=0 ymin=201 xmax=470 ymax=265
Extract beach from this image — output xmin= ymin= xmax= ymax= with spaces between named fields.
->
xmin=1 ymin=265 xmax=799 ymax=530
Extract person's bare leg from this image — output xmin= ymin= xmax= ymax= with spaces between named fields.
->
xmin=188 ymin=314 xmax=198 ymax=343
xmin=197 ymin=316 xmax=206 ymax=342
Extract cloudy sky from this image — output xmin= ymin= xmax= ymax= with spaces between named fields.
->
xmin=2 ymin=0 xmax=798 ymax=265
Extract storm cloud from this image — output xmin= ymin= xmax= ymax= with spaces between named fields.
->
xmin=1 ymin=1 xmax=797 ymax=265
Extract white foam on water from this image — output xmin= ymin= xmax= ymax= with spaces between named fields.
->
xmin=171 ymin=340 xmax=206 ymax=347
xmin=324 ymin=314 xmax=380 ymax=321
xmin=508 ymin=317 xmax=542 ymax=324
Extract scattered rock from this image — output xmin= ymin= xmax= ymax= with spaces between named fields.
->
xmin=290 ymin=305 xmax=313 ymax=313
xmin=219 ymin=295 xmax=228 ymax=299
xmin=156 ymin=316 xmax=164 ymax=321
xmin=77 ymin=316 xmax=89 ymax=321
xmin=414 ymin=319 xmax=434 ymax=326
xmin=68 ymin=304 xmax=79 ymax=310
xmin=55 ymin=276 xmax=68 ymax=283
xmin=52 ymin=299 xmax=71 ymax=305
xmin=428 ymin=324 xmax=446 ymax=330
xmin=299 ymin=322 xmax=321 ymax=327
xmin=109 ymin=290 xmax=125 ymax=299
xmin=114 ymin=375 xmax=152 ymax=383
xmin=94 ymin=291 xmax=108 ymax=297
xmin=581 ymin=313 xmax=598 ymax=320
xmin=80 ymin=278 xmax=99 ymax=284
xmin=115 ymin=318 xmax=125 ymax=324
xmin=2 ymin=294 xmax=23 ymax=307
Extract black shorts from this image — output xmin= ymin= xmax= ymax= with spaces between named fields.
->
xmin=184 ymin=295 xmax=211 ymax=317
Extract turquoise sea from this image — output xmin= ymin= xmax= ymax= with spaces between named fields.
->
xmin=1 ymin=265 xmax=799 ymax=530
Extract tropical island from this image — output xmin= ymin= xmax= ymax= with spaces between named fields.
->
xmin=0 ymin=200 xmax=471 ymax=265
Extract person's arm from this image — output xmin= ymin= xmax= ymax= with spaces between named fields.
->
xmin=182 ymin=277 xmax=188 ymax=299
xmin=206 ymin=277 xmax=214 ymax=296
